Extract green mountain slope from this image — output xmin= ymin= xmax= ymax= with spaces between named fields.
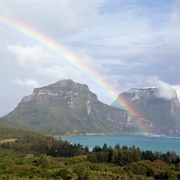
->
xmin=0 ymin=118 xmax=18 ymax=129
xmin=0 ymin=126 xmax=46 ymax=141
xmin=3 ymin=80 xmax=136 ymax=135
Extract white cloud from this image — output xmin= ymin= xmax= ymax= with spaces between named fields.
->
xmin=38 ymin=65 xmax=81 ymax=79
xmin=161 ymin=1 xmax=180 ymax=48
xmin=146 ymin=77 xmax=177 ymax=100
xmin=11 ymin=78 xmax=40 ymax=88
xmin=0 ymin=2 xmax=13 ymax=17
xmin=0 ymin=93 xmax=5 ymax=97
xmin=172 ymin=85 xmax=180 ymax=101
xmin=0 ymin=1 xmax=101 ymax=37
xmin=8 ymin=44 xmax=54 ymax=66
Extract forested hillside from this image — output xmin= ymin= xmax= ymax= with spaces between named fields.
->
xmin=0 ymin=126 xmax=45 ymax=140
xmin=0 ymin=127 xmax=180 ymax=179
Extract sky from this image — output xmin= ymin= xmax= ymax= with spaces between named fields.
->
xmin=0 ymin=0 xmax=180 ymax=117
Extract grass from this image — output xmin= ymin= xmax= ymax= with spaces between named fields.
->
xmin=0 ymin=139 xmax=18 ymax=144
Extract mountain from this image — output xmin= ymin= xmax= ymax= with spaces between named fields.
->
xmin=0 ymin=118 xmax=16 ymax=129
xmin=3 ymin=79 xmax=140 ymax=135
xmin=112 ymin=88 xmax=180 ymax=134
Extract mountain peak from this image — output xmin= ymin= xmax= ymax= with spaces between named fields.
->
xmin=125 ymin=88 xmax=158 ymax=101
xmin=112 ymin=87 xmax=180 ymax=134
xmin=55 ymin=79 xmax=77 ymax=87
xmin=45 ymin=79 xmax=90 ymax=92
xmin=128 ymin=87 xmax=156 ymax=92
xmin=22 ymin=79 xmax=97 ymax=103
xmin=126 ymin=87 xmax=177 ymax=101
xmin=3 ymin=80 xmax=135 ymax=135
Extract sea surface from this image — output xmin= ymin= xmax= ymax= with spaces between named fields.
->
xmin=57 ymin=134 xmax=180 ymax=155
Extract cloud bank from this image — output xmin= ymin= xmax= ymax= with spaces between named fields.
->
xmin=146 ymin=77 xmax=177 ymax=100
xmin=11 ymin=78 xmax=40 ymax=88
xmin=172 ymin=86 xmax=180 ymax=101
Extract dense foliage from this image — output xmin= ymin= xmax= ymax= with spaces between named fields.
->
xmin=87 ymin=144 xmax=180 ymax=165
xmin=0 ymin=127 xmax=46 ymax=140
xmin=0 ymin=128 xmax=180 ymax=179
xmin=0 ymin=129 xmax=88 ymax=157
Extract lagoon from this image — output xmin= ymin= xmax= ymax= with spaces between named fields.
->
xmin=59 ymin=134 xmax=180 ymax=155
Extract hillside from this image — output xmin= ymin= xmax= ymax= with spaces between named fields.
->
xmin=3 ymin=80 xmax=138 ymax=135
xmin=0 ymin=126 xmax=46 ymax=141
xmin=1 ymin=132 xmax=180 ymax=179
xmin=0 ymin=118 xmax=16 ymax=129
xmin=3 ymin=80 xmax=180 ymax=135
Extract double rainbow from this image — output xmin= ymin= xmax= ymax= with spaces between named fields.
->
xmin=0 ymin=17 xmax=145 ymax=132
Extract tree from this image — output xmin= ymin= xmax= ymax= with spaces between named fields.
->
xmin=36 ymin=154 xmax=49 ymax=167
xmin=102 ymin=143 xmax=108 ymax=151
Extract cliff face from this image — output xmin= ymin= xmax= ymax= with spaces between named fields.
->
xmin=22 ymin=79 xmax=98 ymax=104
xmin=3 ymin=80 xmax=138 ymax=135
xmin=112 ymin=88 xmax=180 ymax=134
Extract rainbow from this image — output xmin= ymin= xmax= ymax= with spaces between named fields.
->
xmin=0 ymin=17 xmax=146 ymax=132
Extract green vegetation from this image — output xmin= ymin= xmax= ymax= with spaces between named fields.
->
xmin=88 ymin=144 xmax=180 ymax=165
xmin=3 ymin=80 xmax=134 ymax=135
xmin=0 ymin=138 xmax=17 ymax=144
xmin=0 ymin=127 xmax=180 ymax=179
xmin=0 ymin=126 xmax=46 ymax=140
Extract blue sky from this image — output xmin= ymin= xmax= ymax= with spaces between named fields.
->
xmin=0 ymin=0 xmax=180 ymax=116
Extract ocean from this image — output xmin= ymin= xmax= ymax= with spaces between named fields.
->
xmin=57 ymin=134 xmax=180 ymax=155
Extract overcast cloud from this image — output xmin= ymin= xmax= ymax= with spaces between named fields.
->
xmin=0 ymin=0 xmax=180 ymax=116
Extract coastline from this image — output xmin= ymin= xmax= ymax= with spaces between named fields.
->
xmin=55 ymin=132 xmax=180 ymax=138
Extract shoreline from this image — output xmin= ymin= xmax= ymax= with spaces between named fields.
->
xmin=54 ymin=132 xmax=180 ymax=138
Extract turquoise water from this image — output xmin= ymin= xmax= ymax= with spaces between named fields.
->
xmin=59 ymin=134 xmax=180 ymax=155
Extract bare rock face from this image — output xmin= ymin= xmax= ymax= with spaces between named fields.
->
xmin=86 ymin=100 xmax=91 ymax=115
xmin=170 ymin=98 xmax=180 ymax=130
xmin=22 ymin=79 xmax=98 ymax=103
